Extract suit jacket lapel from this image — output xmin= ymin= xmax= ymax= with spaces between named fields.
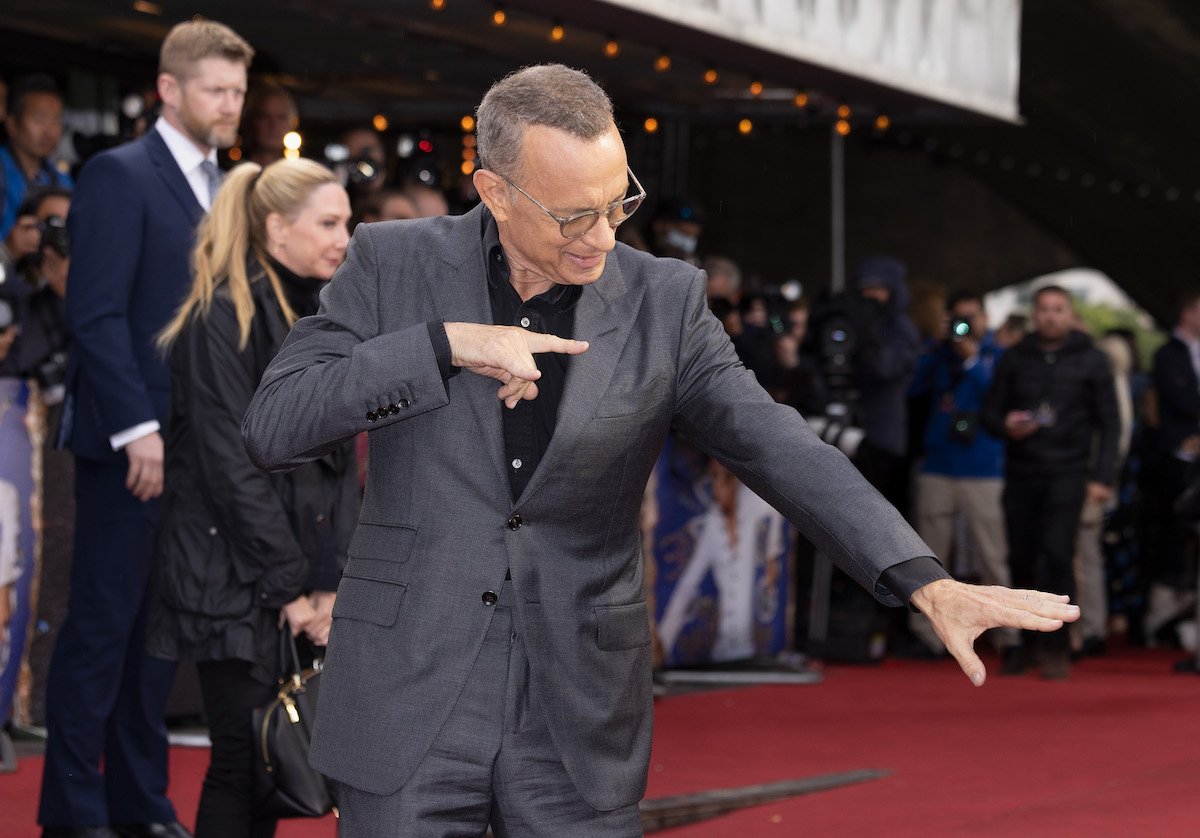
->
xmin=145 ymin=130 xmax=204 ymax=227
xmin=431 ymin=206 xmax=510 ymax=495
xmin=516 ymin=251 xmax=643 ymax=507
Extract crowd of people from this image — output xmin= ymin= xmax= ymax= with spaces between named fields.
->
xmin=0 ymin=14 xmax=1194 ymax=838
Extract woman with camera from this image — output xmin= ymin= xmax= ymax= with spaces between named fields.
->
xmin=150 ymin=158 xmax=355 ymax=837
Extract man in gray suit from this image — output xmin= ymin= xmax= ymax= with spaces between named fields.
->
xmin=243 ymin=65 xmax=1079 ymax=836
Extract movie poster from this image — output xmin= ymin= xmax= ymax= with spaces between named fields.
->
xmin=0 ymin=378 xmax=36 ymax=725
xmin=650 ymin=435 xmax=792 ymax=667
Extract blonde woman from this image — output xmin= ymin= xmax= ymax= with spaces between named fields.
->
xmin=150 ymin=158 xmax=354 ymax=837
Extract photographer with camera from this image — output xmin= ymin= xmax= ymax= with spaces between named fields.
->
xmin=1 ymin=74 xmax=74 ymax=240
xmin=982 ymin=284 xmax=1119 ymax=679
xmin=907 ymin=291 xmax=1015 ymax=657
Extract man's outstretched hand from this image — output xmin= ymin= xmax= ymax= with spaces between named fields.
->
xmin=911 ymin=580 xmax=1080 ymax=687
xmin=445 ymin=322 xmax=589 ymax=408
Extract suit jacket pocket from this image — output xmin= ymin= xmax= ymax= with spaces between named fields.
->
xmin=348 ymin=521 xmax=417 ymax=563
xmin=333 ymin=574 xmax=407 ymax=627
xmin=594 ymin=375 xmax=666 ymax=419
xmin=595 ymin=601 xmax=651 ymax=650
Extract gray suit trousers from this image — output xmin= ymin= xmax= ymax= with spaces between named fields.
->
xmin=333 ymin=580 xmax=643 ymax=838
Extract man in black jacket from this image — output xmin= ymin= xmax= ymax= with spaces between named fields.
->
xmin=1143 ymin=291 xmax=1200 ymax=641
xmin=983 ymin=285 xmax=1119 ymax=679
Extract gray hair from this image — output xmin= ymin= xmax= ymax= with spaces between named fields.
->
xmin=703 ymin=256 xmax=742 ymax=292
xmin=475 ymin=64 xmax=614 ymax=180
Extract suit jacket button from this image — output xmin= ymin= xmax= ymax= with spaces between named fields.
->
xmin=482 ymin=590 xmax=498 ymax=606
xmin=366 ymin=410 xmax=378 ymax=422
xmin=507 ymin=514 xmax=522 ymax=530
xmin=388 ymin=403 xmax=400 ymax=415
xmin=399 ymin=398 xmax=410 ymax=409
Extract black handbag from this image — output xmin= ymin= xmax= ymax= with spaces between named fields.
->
xmin=251 ymin=626 xmax=336 ymax=818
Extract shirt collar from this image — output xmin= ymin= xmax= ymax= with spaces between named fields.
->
xmin=154 ymin=116 xmax=216 ymax=174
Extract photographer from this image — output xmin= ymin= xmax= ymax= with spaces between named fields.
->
xmin=848 ymin=257 xmax=921 ymax=506
xmin=907 ymin=291 xmax=1014 ymax=657
xmin=0 ymin=186 xmax=71 ymax=390
xmin=982 ymin=285 xmax=1119 ymax=679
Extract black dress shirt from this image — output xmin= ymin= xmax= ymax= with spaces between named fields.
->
xmin=426 ymin=211 xmax=946 ymax=604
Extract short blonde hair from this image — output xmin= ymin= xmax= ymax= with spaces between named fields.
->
xmin=159 ymin=20 xmax=254 ymax=80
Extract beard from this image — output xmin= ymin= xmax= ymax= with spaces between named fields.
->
xmin=179 ymin=103 xmax=239 ymax=150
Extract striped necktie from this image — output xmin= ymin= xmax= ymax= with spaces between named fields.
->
xmin=199 ymin=159 xmax=222 ymax=208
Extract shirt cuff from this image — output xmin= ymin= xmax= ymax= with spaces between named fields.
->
xmin=427 ymin=320 xmax=458 ymax=382
xmin=110 ymin=420 xmax=161 ymax=452
xmin=879 ymin=556 xmax=951 ymax=609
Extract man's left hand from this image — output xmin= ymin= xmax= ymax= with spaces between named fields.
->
xmin=911 ymin=579 xmax=1080 ymax=687
xmin=1086 ymin=481 xmax=1113 ymax=505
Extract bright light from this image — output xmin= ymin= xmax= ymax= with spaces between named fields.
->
xmin=227 ymin=147 xmax=242 ymax=162
xmin=461 ymin=160 xmax=476 ymax=175
xmin=550 ymin=23 xmax=565 ymax=41
xmin=749 ymin=80 xmax=763 ymax=96
xmin=874 ymin=115 xmax=891 ymax=131
xmin=492 ymin=8 xmax=506 ymax=26
xmin=837 ymin=104 xmax=851 ymax=119
xmin=703 ymin=68 xmax=718 ymax=85
xmin=372 ymin=114 xmax=389 ymax=132
xmin=430 ymin=0 xmax=446 ymax=9
xmin=396 ymin=135 xmax=415 ymax=157
xmin=794 ymin=93 xmax=809 ymax=108
xmin=283 ymin=131 xmax=302 ymax=150
xmin=460 ymin=115 xmax=476 ymax=132
xmin=643 ymin=117 xmax=659 ymax=134
xmin=654 ymin=53 xmax=671 ymax=72
xmin=132 ymin=0 xmax=162 ymax=15
xmin=324 ymin=143 xmax=350 ymax=162
xmin=738 ymin=119 xmax=753 ymax=135
xmin=835 ymin=119 xmax=851 ymax=136
xmin=283 ymin=147 xmax=300 ymax=160
xmin=418 ymin=139 xmax=433 ymax=153
xmin=604 ymin=39 xmax=620 ymax=58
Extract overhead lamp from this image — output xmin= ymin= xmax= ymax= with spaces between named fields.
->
xmin=460 ymin=114 xmax=476 ymax=132
xmin=604 ymin=36 xmax=620 ymax=58
xmin=430 ymin=0 xmax=446 ymax=8
xmin=874 ymin=114 xmax=891 ymax=132
xmin=654 ymin=52 xmax=671 ymax=72
xmin=643 ymin=117 xmax=659 ymax=134
xmin=793 ymin=92 xmax=809 ymax=108
xmin=550 ymin=21 xmax=565 ymax=41
xmin=837 ymin=104 xmax=851 ymax=119
xmin=492 ymin=4 xmax=506 ymax=26
xmin=283 ymin=131 xmax=302 ymax=150
xmin=703 ymin=68 xmax=719 ymax=85
xmin=373 ymin=114 xmax=389 ymax=132
xmin=749 ymin=79 xmax=763 ymax=97
xmin=227 ymin=147 xmax=242 ymax=162
xmin=738 ymin=119 xmax=753 ymax=135
xmin=461 ymin=160 xmax=476 ymax=175
xmin=835 ymin=119 xmax=851 ymax=136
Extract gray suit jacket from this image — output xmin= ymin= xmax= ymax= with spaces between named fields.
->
xmin=243 ymin=204 xmax=932 ymax=810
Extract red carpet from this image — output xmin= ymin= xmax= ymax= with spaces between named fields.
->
xmin=4 ymin=646 xmax=1198 ymax=836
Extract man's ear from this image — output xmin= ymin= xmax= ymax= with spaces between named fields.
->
xmin=157 ymin=73 xmax=180 ymax=112
xmin=473 ymin=169 xmax=513 ymax=222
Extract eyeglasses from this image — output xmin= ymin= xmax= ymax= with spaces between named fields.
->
xmin=496 ymin=166 xmax=647 ymax=239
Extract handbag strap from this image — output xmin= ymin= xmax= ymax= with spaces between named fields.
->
xmin=277 ymin=620 xmax=305 ymax=683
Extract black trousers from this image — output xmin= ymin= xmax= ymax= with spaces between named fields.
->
xmin=1003 ymin=473 xmax=1088 ymax=650
xmin=195 ymin=659 xmax=278 ymax=838
xmin=1142 ymin=455 xmax=1194 ymax=589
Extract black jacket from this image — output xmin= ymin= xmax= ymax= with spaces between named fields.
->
xmin=982 ymin=329 xmax=1120 ymax=484
xmin=149 ymin=260 xmax=358 ymax=682
xmin=1151 ymin=336 xmax=1200 ymax=460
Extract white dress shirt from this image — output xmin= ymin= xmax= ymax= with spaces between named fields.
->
xmin=108 ymin=119 xmax=216 ymax=452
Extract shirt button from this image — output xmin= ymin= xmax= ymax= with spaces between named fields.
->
xmin=507 ymin=514 xmax=523 ymax=530
xmin=520 ymin=316 xmax=531 ymax=328
xmin=208 ymin=526 xmax=218 ymax=536
xmin=388 ymin=403 xmax=400 ymax=415
xmin=399 ymin=398 xmax=410 ymax=409
xmin=366 ymin=410 xmax=378 ymax=422
xmin=482 ymin=590 xmax=498 ymax=606
xmin=316 ymin=513 xmax=327 ymax=524
xmin=511 ymin=458 xmax=523 ymax=469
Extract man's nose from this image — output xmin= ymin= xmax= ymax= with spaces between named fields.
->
xmin=583 ymin=216 xmax=617 ymax=252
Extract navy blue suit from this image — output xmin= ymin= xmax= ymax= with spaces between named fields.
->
xmin=40 ymin=128 xmax=202 ymax=828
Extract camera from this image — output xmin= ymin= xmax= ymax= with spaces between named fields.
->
xmin=40 ymin=215 xmax=70 ymax=259
xmin=949 ymin=317 xmax=971 ymax=342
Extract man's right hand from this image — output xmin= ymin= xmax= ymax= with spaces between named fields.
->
xmin=1004 ymin=410 xmax=1038 ymax=441
xmin=444 ymin=322 xmax=589 ymax=409
xmin=124 ymin=432 xmax=164 ymax=501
